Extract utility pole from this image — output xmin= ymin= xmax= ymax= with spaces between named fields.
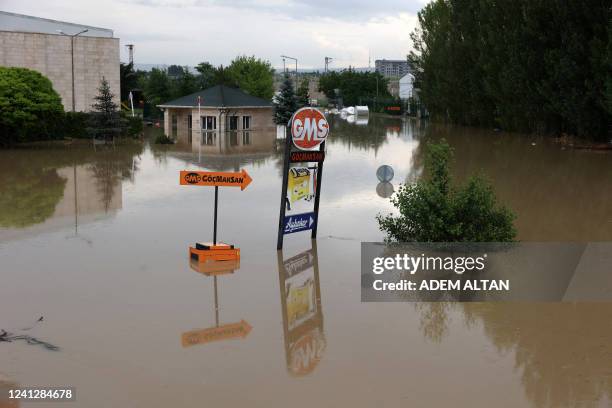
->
xmin=281 ymin=55 xmax=298 ymax=89
xmin=58 ymin=29 xmax=89 ymax=112
xmin=324 ymin=56 xmax=333 ymax=73
xmin=125 ymin=44 xmax=134 ymax=64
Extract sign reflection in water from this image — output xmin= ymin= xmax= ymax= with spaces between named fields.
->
xmin=181 ymin=259 xmax=252 ymax=347
xmin=277 ymin=241 xmax=326 ymax=377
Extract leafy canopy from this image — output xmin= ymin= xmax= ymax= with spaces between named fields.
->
xmin=377 ymin=140 xmax=516 ymax=242
xmin=0 ymin=67 xmax=64 ymax=146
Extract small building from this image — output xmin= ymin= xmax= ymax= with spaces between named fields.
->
xmin=0 ymin=11 xmax=120 ymax=112
xmin=158 ymin=85 xmax=275 ymax=148
xmin=375 ymin=59 xmax=411 ymax=78
xmin=399 ymin=73 xmax=415 ymax=100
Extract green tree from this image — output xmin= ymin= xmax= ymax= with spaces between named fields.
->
xmin=119 ymin=62 xmax=138 ymax=102
xmin=410 ymin=0 xmax=612 ymax=141
xmin=273 ymin=74 xmax=298 ymax=125
xmin=296 ymin=78 xmax=310 ymax=107
xmin=319 ymin=69 xmax=390 ymax=107
xmin=172 ymin=68 xmax=199 ymax=98
xmin=377 ymin=140 xmax=516 ymax=242
xmin=195 ymin=62 xmax=218 ymax=89
xmin=89 ymin=77 xmax=121 ymax=141
xmin=0 ymin=67 xmax=64 ymax=147
xmin=226 ymin=55 xmax=275 ymax=100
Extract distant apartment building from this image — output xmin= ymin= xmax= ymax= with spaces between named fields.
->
xmin=375 ymin=59 xmax=411 ymax=78
xmin=0 ymin=11 xmax=120 ymax=111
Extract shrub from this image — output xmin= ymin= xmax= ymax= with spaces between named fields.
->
xmin=377 ymin=140 xmax=516 ymax=242
xmin=62 ymin=111 xmax=90 ymax=138
xmin=0 ymin=67 xmax=64 ymax=146
xmin=122 ymin=114 xmax=144 ymax=138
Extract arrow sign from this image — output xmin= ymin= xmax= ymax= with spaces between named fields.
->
xmin=180 ymin=170 xmax=252 ymax=190
xmin=283 ymin=212 xmax=316 ymax=235
xmin=181 ymin=319 xmax=252 ymax=347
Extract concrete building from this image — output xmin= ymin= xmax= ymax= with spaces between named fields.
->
xmin=375 ymin=59 xmax=411 ymax=78
xmin=399 ymin=73 xmax=415 ymax=100
xmin=0 ymin=11 xmax=120 ymax=111
xmin=158 ymin=85 xmax=275 ymax=149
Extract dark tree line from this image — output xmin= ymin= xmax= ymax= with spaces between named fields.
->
xmin=410 ymin=0 xmax=612 ymax=141
xmin=319 ymin=69 xmax=391 ymax=107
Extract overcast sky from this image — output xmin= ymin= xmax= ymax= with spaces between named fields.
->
xmin=2 ymin=0 xmax=426 ymax=69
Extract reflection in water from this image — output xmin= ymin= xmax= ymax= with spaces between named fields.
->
xmin=376 ymin=181 xmax=394 ymax=198
xmin=463 ymin=303 xmax=612 ymax=408
xmin=0 ymin=144 xmax=142 ymax=240
xmin=153 ymin=127 xmax=279 ymax=172
xmin=181 ymin=258 xmax=251 ymax=347
xmin=414 ymin=302 xmax=612 ymax=407
xmin=277 ymin=241 xmax=326 ymax=377
xmin=0 ymin=374 xmax=19 ymax=408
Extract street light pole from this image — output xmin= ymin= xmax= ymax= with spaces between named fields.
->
xmin=58 ymin=29 xmax=88 ymax=112
xmin=281 ymin=55 xmax=298 ymax=89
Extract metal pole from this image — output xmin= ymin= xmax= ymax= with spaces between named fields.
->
xmin=311 ymin=141 xmax=325 ymax=239
xmin=276 ymin=125 xmax=292 ymax=250
xmin=213 ymin=186 xmax=218 ymax=245
xmin=213 ymin=276 xmax=219 ymax=327
xmin=71 ymin=36 xmax=75 ymax=112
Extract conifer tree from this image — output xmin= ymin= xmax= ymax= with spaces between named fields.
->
xmin=273 ymin=74 xmax=298 ymax=125
xmin=89 ymin=77 xmax=122 ymax=141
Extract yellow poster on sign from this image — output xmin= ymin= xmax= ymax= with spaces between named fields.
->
xmin=288 ymin=167 xmax=312 ymax=203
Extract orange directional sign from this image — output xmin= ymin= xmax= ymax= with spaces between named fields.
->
xmin=180 ymin=169 xmax=252 ymax=190
xmin=181 ymin=320 xmax=252 ymax=347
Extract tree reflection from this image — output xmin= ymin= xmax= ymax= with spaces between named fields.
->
xmin=414 ymin=302 xmax=612 ymax=407
xmin=0 ymin=166 xmax=66 ymax=228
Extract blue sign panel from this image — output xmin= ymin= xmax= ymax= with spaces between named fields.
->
xmin=283 ymin=212 xmax=316 ymax=235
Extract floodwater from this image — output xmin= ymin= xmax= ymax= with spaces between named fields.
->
xmin=1 ymin=116 xmax=611 ymax=408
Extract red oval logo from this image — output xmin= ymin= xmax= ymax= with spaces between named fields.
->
xmin=291 ymin=108 xmax=329 ymax=150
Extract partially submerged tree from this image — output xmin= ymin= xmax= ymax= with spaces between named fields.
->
xmin=377 ymin=140 xmax=516 ymax=242
xmin=273 ymin=74 xmax=298 ymax=125
xmin=89 ymin=77 xmax=122 ymax=141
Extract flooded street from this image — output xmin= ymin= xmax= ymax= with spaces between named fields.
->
xmin=1 ymin=116 xmax=611 ymax=407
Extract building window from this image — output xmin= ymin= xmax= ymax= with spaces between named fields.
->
xmin=230 ymin=131 xmax=238 ymax=146
xmin=229 ymin=116 xmax=238 ymax=130
xmin=242 ymin=116 xmax=251 ymax=130
xmin=203 ymin=132 xmax=216 ymax=146
xmin=171 ymin=114 xmax=177 ymax=138
xmin=202 ymin=116 xmax=216 ymax=130
xmin=187 ymin=115 xmax=192 ymax=143
xmin=242 ymin=131 xmax=250 ymax=145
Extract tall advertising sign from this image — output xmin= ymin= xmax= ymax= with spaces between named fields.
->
xmin=277 ymin=108 xmax=329 ymax=249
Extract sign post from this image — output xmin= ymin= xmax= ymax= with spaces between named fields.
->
xmin=180 ymin=169 xmax=252 ymax=261
xmin=277 ymin=108 xmax=329 ymax=249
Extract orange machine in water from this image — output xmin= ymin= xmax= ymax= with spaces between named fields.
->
xmin=189 ymin=242 xmax=240 ymax=262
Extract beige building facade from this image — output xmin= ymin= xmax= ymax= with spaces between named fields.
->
xmin=159 ymin=85 xmax=275 ymax=152
xmin=0 ymin=11 xmax=120 ymax=111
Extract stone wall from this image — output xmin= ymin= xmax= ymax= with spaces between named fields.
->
xmin=0 ymin=31 xmax=120 ymax=111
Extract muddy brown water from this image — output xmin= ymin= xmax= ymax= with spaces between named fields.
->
xmin=1 ymin=117 xmax=611 ymax=407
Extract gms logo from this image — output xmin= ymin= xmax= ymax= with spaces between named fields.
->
xmin=184 ymin=172 xmax=201 ymax=184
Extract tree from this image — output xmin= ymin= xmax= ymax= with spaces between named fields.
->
xmin=377 ymin=140 xmax=516 ymax=242
xmin=273 ymin=74 xmax=298 ymax=125
xmin=195 ymin=62 xmax=218 ymax=89
xmin=119 ymin=62 xmax=139 ymax=102
xmin=0 ymin=67 xmax=64 ymax=146
xmin=226 ymin=55 xmax=275 ymax=100
xmin=89 ymin=77 xmax=121 ymax=141
xmin=319 ymin=69 xmax=390 ymax=107
xmin=296 ymin=78 xmax=310 ymax=107
xmin=409 ymin=0 xmax=611 ymax=141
